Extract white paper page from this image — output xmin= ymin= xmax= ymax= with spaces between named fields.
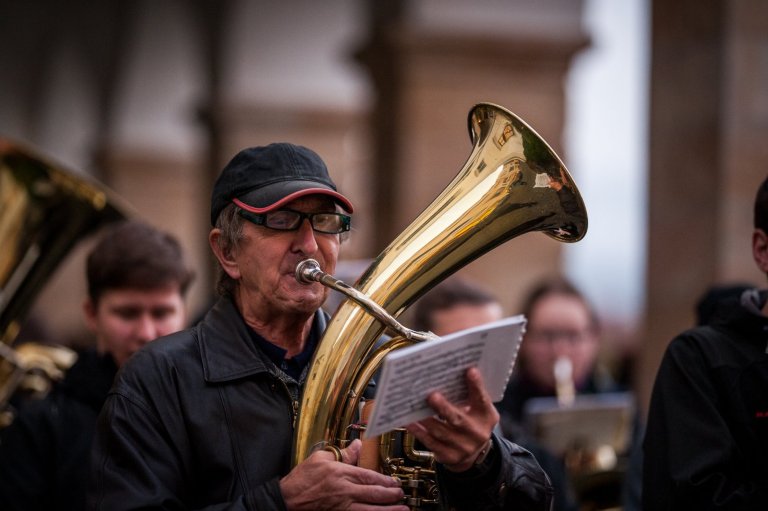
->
xmin=365 ymin=315 xmax=526 ymax=438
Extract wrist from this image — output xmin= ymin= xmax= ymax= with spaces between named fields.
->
xmin=473 ymin=438 xmax=494 ymax=466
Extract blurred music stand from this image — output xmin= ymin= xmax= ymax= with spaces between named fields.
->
xmin=523 ymin=392 xmax=635 ymax=510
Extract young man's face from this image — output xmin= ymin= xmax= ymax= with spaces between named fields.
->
xmin=429 ymin=302 xmax=504 ymax=337
xmin=84 ymin=286 xmax=186 ymax=367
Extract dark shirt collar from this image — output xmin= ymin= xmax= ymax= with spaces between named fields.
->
xmin=248 ymin=319 xmax=319 ymax=381
xmin=198 ymin=296 xmax=330 ymax=383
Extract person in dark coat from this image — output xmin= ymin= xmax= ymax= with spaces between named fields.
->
xmin=642 ymin=176 xmax=768 ymax=510
xmin=89 ymin=143 xmax=555 ymax=510
xmin=0 ymin=220 xmax=194 ymax=511
xmin=413 ymin=277 xmax=577 ymax=511
xmin=496 ymin=277 xmax=638 ymax=510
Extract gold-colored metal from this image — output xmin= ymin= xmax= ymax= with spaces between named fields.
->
xmin=296 ymin=259 xmax=435 ymax=343
xmin=0 ymin=138 xmax=128 ymax=425
xmin=291 ymin=102 xmax=587 ymax=503
xmin=322 ymin=444 xmax=344 ymax=463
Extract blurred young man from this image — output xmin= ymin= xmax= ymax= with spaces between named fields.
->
xmin=0 ymin=220 xmax=194 ymax=511
xmin=643 ymin=177 xmax=768 ymax=509
xmin=414 ymin=277 xmax=578 ymax=511
xmin=413 ymin=277 xmax=504 ymax=336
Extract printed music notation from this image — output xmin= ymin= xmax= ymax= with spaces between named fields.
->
xmin=365 ymin=315 xmax=526 ymax=438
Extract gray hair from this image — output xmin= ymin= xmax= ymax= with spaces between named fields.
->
xmin=213 ymin=203 xmax=245 ymax=296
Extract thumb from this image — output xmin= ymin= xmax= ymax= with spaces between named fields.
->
xmin=341 ymin=438 xmax=362 ymax=465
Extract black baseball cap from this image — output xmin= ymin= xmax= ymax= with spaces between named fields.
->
xmin=210 ymin=143 xmax=354 ymax=226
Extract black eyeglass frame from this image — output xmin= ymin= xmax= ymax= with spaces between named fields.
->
xmin=237 ymin=208 xmax=351 ymax=234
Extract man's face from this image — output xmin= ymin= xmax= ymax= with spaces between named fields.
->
xmin=84 ymin=286 xmax=186 ymax=367
xmin=520 ymin=292 xmax=598 ymax=391
xmin=227 ymin=195 xmax=341 ymax=318
xmin=429 ymin=303 xmax=504 ymax=337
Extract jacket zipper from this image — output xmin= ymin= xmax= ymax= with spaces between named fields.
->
xmin=277 ymin=379 xmax=299 ymax=430
xmin=291 ymin=399 xmax=299 ymax=429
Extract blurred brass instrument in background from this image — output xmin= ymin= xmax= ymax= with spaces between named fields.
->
xmin=0 ymin=139 xmax=126 ymax=427
xmin=528 ymin=363 xmax=635 ymax=511
xmin=292 ymin=103 xmax=588 ymax=509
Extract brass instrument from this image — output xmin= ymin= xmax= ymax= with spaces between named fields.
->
xmin=0 ymin=138 xmax=127 ymax=426
xmin=292 ymin=103 xmax=588 ymax=508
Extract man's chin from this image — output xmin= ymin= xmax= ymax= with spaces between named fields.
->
xmin=287 ymin=286 xmax=325 ymax=310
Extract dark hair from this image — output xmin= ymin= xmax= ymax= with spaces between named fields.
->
xmin=521 ymin=276 xmax=598 ymax=331
xmin=413 ymin=277 xmax=499 ymax=332
xmin=86 ymin=220 xmax=194 ymax=303
xmin=754 ymin=175 xmax=768 ymax=232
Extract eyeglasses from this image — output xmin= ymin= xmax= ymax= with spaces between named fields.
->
xmin=237 ymin=208 xmax=351 ymax=234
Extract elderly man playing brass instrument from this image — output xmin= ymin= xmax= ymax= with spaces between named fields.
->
xmin=89 ymin=143 xmax=553 ymax=510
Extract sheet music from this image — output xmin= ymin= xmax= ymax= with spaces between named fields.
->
xmin=365 ymin=315 xmax=526 ymax=438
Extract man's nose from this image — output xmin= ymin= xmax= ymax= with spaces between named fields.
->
xmin=292 ymin=219 xmax=319 ymax=252
xmin=135 ymin=314 xmax=159 ymax=343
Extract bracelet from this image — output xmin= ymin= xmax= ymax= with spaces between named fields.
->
xmin=473 ymin=438 xmax=494 ymax=466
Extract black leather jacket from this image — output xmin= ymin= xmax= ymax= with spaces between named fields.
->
xmin=89 ymin=296 xmax=553 ymax=510
xmin=643 ymin=289 xmax=768 ymax=510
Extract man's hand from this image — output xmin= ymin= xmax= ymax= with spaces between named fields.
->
xmin=405 ymin=367 xmax=498 ymax=473
xmin=279 ymin=439 xmax=409 ymax=510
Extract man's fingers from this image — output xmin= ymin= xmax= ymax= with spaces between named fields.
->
xmin=351 ymin=468 xmax=403 ymax=488
xmin=425 ymin=390 xmax=457 ymax=421
xmin=318 ymin=439 xmax=362 ymax=465
xmin=426 ymin=367 xmax=490 ymax=419
xmin=346 ymin=482 xmax=406 ymax=506
xmin=338 ymin=448 xmax=403 ymax=489
xmin=341 ymin=438 xmax=362 ymax=465
xmin=406 ymin=368 xmax=499 ymax=472
xmin=465 ymin=367 xmax=492 ymax=409
xmin=464 ymin=367 xmax=500 ymax=425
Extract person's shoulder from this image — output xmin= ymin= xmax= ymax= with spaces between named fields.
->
xmin=665 ymin=324 xmax=729 ymax=354
xmin=673 ymin=323 xmax=724 ymax=343
xmin=116 ymin=327 xmax=200 ymax=387
xmin=665 ymin=322 xmax=757 ymax=370
xmin=145 ymin=326 xmax=199 ymax=356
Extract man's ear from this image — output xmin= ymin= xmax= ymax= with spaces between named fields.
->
xmin=752 ymin=229 xmax=768 ymax=274
xmin=209 ymin=229 xmax=241 ymax=280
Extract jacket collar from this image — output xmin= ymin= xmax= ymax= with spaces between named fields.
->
xmin=710 ymin=288 xmax=768 ymax=350
xmin=198 ymin=296 xmax=328 ymax=383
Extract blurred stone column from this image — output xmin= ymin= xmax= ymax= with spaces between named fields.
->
xmin=638 ymin=0 xmax=768 ymax=414
xmin=356 ymin=0 xmax=588 ymax=314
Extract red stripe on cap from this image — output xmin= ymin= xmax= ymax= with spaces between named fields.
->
xmin=232 ymin=188 xmax=354 ymax=214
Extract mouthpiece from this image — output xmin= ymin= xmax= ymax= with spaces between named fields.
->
xmin=295 ymin=259 xmax=323 ymax=284
xmin=554 ymin=356 xmax=575 ymax=407
xmin=292 ymin=258 xmax=433 ymax=343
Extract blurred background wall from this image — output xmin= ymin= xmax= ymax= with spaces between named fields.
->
xmin=1 ymin=0 xmax=767 ymax=414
